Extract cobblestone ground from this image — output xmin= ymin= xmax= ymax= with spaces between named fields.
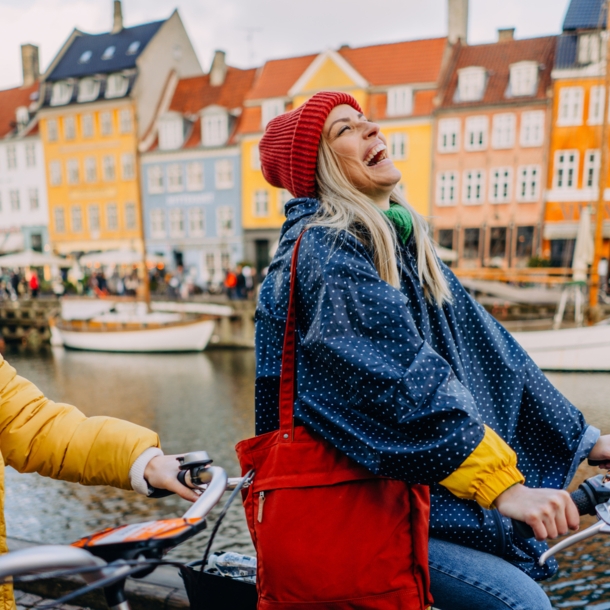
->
xmin=14 ymin=590 xmax=90 ymax=610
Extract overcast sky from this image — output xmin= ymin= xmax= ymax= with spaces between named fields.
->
xmin=0 ymin=0 xmax=571 ymax=90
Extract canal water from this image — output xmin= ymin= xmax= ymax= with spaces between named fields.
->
xmin=4 ymin=348 xmax=610 ymax=608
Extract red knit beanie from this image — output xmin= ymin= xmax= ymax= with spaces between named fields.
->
xmin=259 ymin=91 xmax=363 ymax=198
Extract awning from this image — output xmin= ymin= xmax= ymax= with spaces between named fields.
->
xmin=0 ymin=232 xmax=24 ymax=254
xmin=544 ymin=221 xmax=610 ymax=240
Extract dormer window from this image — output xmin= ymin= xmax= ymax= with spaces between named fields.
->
xmin=126 ymin=41 xmax=140 ymax=55
xmin=105 ymin=74 xmax=129 ymax=99
xmin=262 ymin=99 xmax=285 ymax=129
xmin=50 ymin=81 xmax=74 ymax=106
xmin=77 ymin=77 xmax=100 ymax=103
xmin=101 ymin=46 xmax=116 ymax=60
xmin=508 ymin=61 xmax=538 ymax=97
xmin=15 ymin=106 xmax=29 ymax=128
xmin=456 ymin=67 xmax=486 ymax=102
xmin=387 ymin=87 xmax=413 ymax=117
xmin=79 ymin=50 xmax=92 ymax=64
xmin=202 ymin=107 xmax=229 ymax=147
xmin=158 ymin=113 xmax=184 ymax=150
xmin=578 ymin=33 xmax=601 ymax=65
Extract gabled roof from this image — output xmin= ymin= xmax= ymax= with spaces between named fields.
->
xmin=47 ymin=20 xmax=165 ymax=81
xmin=0 ymin=83 xmax=38 ymax=138
xmin=438 ymin=36 xmax=556 ymax=109
xmin=245 ymin=54 xmax=317 ymax=101
xmin=563 ymin=0 xmax=605 ymax=31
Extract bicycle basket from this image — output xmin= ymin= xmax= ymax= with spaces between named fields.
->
xmin=180 ymin=560 xmax=257 ymax=610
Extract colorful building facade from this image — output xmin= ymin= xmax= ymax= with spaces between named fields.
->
xmin=432 ymin=32 xmax=556 ymax=268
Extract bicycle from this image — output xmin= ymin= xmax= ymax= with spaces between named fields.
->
xmin=0 ymin=452 xmax=255 ymax=610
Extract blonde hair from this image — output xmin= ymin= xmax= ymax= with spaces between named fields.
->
xmin=311 ymin=137 xmax=451 ymax=306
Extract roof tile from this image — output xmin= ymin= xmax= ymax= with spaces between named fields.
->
xmin=0 ymin=83 xmax=38 ymax=138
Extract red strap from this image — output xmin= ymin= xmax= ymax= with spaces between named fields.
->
xmin=278 ymin=231 xmax=307 ymax=442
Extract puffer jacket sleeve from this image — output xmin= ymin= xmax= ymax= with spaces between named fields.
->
xmin=0 ymin=356 xmax=159 ymax=490
xmin=293 ymin=229 xmax=521 ymax=500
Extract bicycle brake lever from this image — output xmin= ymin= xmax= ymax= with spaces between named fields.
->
xmin=539 ymin=520 xmax=609 ymax=565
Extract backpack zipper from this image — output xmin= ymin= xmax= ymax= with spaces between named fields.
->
xmin=257 ymin=491 xmax=266 ymax=523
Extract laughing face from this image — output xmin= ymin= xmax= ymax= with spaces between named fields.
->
xmin=322 ymin=104 xmax=401 ymax=205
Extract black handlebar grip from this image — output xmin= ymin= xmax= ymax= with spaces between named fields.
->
xmin=147 ymin=469 xmax=193 ymax=498
xmin=512 ymin=519 xmax=535 ymax=539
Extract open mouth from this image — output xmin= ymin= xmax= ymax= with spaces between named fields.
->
xmin=364 ymin=144 xmax=388 ymax=167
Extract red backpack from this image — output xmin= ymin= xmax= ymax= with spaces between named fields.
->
xmin=236 ymin=232 xmax=432 ymax=609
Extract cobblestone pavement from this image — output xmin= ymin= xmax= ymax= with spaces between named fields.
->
xmin=14 ymin=590 xmax=90 ymax=610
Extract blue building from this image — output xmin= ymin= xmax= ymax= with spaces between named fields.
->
xmin=140 ymin=52 xmax=256 ymax=287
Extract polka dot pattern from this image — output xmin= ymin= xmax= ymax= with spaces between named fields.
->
xmin=254 ymin=198 xmax=599 ymax=581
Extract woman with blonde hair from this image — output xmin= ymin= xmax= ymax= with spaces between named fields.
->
xmin=249 ymin=91 xmax=610 ymax=609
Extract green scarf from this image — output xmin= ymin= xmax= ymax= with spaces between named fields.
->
xmin=383 ymin=203 xmax=413 ymax=244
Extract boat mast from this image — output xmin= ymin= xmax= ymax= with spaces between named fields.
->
xmin=590 ymin=0 xmax=610 ymax=312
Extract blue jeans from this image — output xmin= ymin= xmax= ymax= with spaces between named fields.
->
xmin=429 ymin=538 xmax=552 ymax=610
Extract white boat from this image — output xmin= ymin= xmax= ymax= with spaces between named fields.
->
xmin=512 ymin=323 xmax=610 ymax=371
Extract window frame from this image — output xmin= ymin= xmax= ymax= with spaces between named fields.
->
xmin=462 ymin=169 xmax=485 ymax=205
xmin=436 ymin=171 xmax=459 ymax=206
xmin=516 ymin=164 xmax=542 ymax=203
xmin=557 ymin=87 xmax=585 ymax=127
xmin=262 ymin=98 xmax=285 ymax=129
xmin=491 ymin=113 xmax=516 ymax=149
xmin=464 ymin=116 xmax=489 ymax=152
xmin=215 ymin=159 xmax=234 ymax=189
xmin=520 ymin=110 xmax=545 ymax=147
xmin=387 ymin=86 xmax=413 ymax=117
xmin=553 ymin=150 xmax=580 ymax=190
xmin=438 ymin=118 xmax=460 ymax=153
xmin=186 ymin=162 xmax=204 ymax=191
xmin=489 ymin=167 xmax=513 ymax=204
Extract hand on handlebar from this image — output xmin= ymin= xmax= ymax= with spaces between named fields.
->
xmin=588 ymin=435 xmax=610 ymax=469
xmin=144 ymin=454 xmax=200 ymax=503
xmin=494 ymin=484 xmax=580 ymax=541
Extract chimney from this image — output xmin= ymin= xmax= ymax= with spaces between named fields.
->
xmin=210 ymin=50 xmax=227 ymax=87
xmin=448 ymin=0 xmax=469 ymax=44
xmin=21 ymin=44 xmax=39 ymax=87
xmin=498 ymin=28 xmax=515 ymax=42
xmin=111 ymin=0 xmax=123 ymax=34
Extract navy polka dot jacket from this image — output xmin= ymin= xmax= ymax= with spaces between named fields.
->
xmin=255 ymin=198 xmax=599 ymax=580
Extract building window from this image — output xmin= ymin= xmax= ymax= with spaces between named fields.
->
xmin=554 ymin=150 xmax=579 ymax=189
xmin=101 ymin=45 xmax=116 ymax=60
xmin=491 ymin=113 xmax=516 ymax=149
xmin=387 ymin=87 xmax=413 ymax=117
xmin=77 ymin=77 xmax=100 ymax=103
xmin=557 ymin=87 xmax=584 ymax=126
xmin=100 ymin=111 xmax=113 ymax=136
xmin=125 ymin=203 xmax=137 ymax=230
xmin=47 ymin=119 xmax=58 ymax=142
xmin=463 ymin=228 xmax=480 ymax=259
xmin=205 ymin=252 xmax=216 ymax=277
xmin=437 ymin=229 xmax=454 ymax=251
xmin=147 ymin=166 xmax=164 ymax=193
xmin=436 ymin=171 xmax=458 ymax=206
xmin=82 ymin=114 xmax=94 ymax=138
xmin=25 ymin=143 xmax=36 ymax=167
xmin=253 ymin=190 xmax=269 ymax=217
xmin=119 ymin=109 xmax=133 ymax=134
xmin=71 ymin=205 xmax=83 ymax=232
xmin=456 ymin=67 xmax=486 ymax=102
xmin=9 ymin=190 xmax=20 ymax=211
xmin=215 ymin=159 xmax=233 ymax=189
xmin=588 ymin=86 xmax=606 ymax=125
xmin=106 ymin=203 xmax=118 ymax=231
xmin=438 ymin=118 xmax=460 ymax=153
xmin=6 ymin=145 xmax=17 ymax=170
xmin=251 ymin=145 xmax=261 ymax=170
xmin=520 ymin=110 xmax=545 ymax=147
xmin=85 ymin=157 xmax=97 ymax=183
xmin=389 ymin=133 xmax=407 ymax=160
xmin=54 ymin=208 xmax=65 ymax=233
xmin=167 ymin=164 xmax=184 ymax=192
xmin=584 ymin=150 xmax=601 ymax=188
xmin=170 ymin=209 xmax=185 ymax=237
xmin=489 ymin=227 xmax=508 ymax=260
xmin=49 ymin=161 xmax=62 ymax=186
xmin=262 ymin=99 xmax=285 ymax=128
xmin=465 ymin=116 xmax=488 ymax=151
xmin=278 ymin=189 xmax=292 ymax=214
xmin=102 ymin=155 xmax=116 ymax=181
xmin=127 ymin=41 xmax=140 ymax=55
xmin=121 ymin=153 xmax=135 ymax=180
xmin=462 ymin=169 xmax=485 ymax=204
xmin=516 ymin=226 xmax=535 ymax=258
xmin=508 ymin=62 xmax=538 ymax=97
xmin=158 ymin=117 xmax=184 ymax=150
xmin=489 ymin=167 xmax=513 ymax=203
xmin=217 ymin=206 xmax=234 ymax=236
xmin=50 ymin=81 xmax=73 ymax=106
xmin=578 ymin=33 xmax=601 ymax=65
xmin=150 ymin=209 xmax=166 ymax=238
xmin=188 ymin=207 xmax=205 ymax=236
xmin=105 ymin=74 xmax=129 ymax=99
xmin=186 ymin=162 xmax=204 ymax=191
xmin=202 ymin=112 xmax=228 ymax=147
xmin=67 ymin=159 xmax=79 ymax=184
xmin=517 ymin=165 xmax=541 ymax=202
xmin=88 ymin=204 xmax=100 ymax=231
xmin=28 ymin=188 xmax=39 ymax=211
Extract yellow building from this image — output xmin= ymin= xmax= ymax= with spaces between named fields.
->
xmin=36 ymin=2 xmax=202 ymax=254
xmin=237 ymin=38 xmax=450 ymax=272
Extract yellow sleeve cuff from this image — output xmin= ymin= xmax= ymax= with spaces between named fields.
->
xmin=439 ymin=424 xmax=525 ymax=509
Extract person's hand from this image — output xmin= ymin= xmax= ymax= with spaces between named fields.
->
xmin=588 ymin=435 xmax=610 ymax=469
xmin=494 ymin=484 xmax=579 ymax=541
xmin=144 ymin=454 xmax=200 ymax=503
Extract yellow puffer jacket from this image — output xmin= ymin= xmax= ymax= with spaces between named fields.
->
xmin=0 ymin=356 xmax=160 ymax=610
